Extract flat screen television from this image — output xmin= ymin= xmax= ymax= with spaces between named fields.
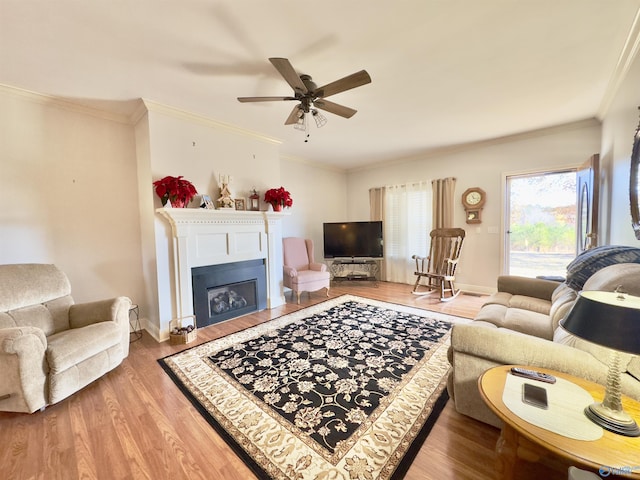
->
xmin=323 ymin=221 xmax=384 ymax=259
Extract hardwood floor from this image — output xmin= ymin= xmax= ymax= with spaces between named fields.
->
xmin=0 ymin=282 xmax=568 ymax=479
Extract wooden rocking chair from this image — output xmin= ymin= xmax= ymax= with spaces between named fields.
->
xmin=412 ymin=228 xmax=465 ymax=301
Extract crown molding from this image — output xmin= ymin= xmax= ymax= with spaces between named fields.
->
xmin=141 ymin=99 xmax=282 ymax=146
xmin=347 ymin=117 xmax=601 ymax=173
xmin=0 ymin=83 xmax=136 ymax=125
xmin=0 ymin=84 xmax=283 ymax=148
xmin=597 ymin=7 xmax=640 ymax=119
xmin=130 ymin=99 xmax=150 ymax=125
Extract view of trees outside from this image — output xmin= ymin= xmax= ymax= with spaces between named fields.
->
xmin=508 ymin=171 xmax=577 ymax=278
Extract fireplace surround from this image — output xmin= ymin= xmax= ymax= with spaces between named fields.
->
xmin=156 ymin=208 xmax=286 ymax=340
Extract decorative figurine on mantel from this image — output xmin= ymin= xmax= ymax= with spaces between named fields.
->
xmin=249 ymin=188 xmax=260 ymax=211
xmin=217 ymin=174 xmax=234 ymax=209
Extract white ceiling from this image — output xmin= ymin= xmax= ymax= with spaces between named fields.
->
xmin=2 ymin=1 xmax=640 ymax=170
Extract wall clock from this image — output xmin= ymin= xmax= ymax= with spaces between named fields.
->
xmin=462 ymin=187 xmax=486 ymax=224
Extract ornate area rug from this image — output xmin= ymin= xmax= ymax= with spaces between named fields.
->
xmin=159 ymin=295 xmax=467 ymax=480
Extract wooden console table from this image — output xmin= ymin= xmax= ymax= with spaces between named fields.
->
xmin=479 ymin=365 xmax=640 ymax=479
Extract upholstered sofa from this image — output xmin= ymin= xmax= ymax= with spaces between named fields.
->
xmin=0 ymin=264 xmax=131 ymax=413
xmin=447 ymin=263 xmax=640 ymax=427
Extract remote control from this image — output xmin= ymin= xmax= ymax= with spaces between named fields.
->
xmin=510 ymin=367 xmax=556 ymax=384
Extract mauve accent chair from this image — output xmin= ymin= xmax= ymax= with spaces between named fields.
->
xmin=282 ymin=238 xmax=330 ymax=304
xmin=0 ymin=264 xmax=131 ymax=413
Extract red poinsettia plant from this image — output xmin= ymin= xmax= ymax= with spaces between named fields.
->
xmin=152 ymin=175 xmax=198 ymax=208
xmin=264 ymin=186 xmax=293 ymax=210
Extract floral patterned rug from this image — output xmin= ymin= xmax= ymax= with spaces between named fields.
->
xmin=159 ymin=295 xmax=467 ymax=480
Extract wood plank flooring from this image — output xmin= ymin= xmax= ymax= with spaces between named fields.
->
xmin=0 ymin=282 xmax=570 ymax=479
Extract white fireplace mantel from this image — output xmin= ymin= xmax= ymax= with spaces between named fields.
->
xmin=156 ymin=207 xmax=287 ymax=339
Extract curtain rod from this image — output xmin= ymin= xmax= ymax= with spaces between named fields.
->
xmin=370 ymin=180 xmax=429 ymax=190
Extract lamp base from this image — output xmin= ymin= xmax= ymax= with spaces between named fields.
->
xmin=585 ymin=403 xmax=640 ymax=437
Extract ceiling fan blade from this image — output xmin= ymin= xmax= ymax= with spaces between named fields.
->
xmin=269 ymin=58 xmax=308 ymax=95
xmin=285 ymin=105 xmax=303 ymax=125
xmin=313 ymin=99 xmax=357 ymax=119
xmin=237 ymin=96 xmax=296 ymax=102
xmin=315 ymin=70 xmax=371 ymax=98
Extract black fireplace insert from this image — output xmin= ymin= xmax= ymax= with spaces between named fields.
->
xmin=192 ymin=259 xmax=267 ymax=328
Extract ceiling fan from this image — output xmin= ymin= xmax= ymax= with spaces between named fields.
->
xmin=237 ymin=58 xmax=371 ymax=129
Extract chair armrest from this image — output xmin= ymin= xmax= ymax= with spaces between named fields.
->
xmin=69 ymin=296 xmax=132 ymax=359
xmin=283 ymin=266 xmax=298 ymax=278
xmin=0 ymin=326 xmax=47 ymax=355
xmin=69 ymin=296 xmax=131 ymax=329
xmin=452 ymin=323 xmax=586 ymax=368
xmin=0 ymin=327 xmax=48 ymax=412
xmin=451 ymin=324 xmax=640 ymax=398
xmin=496 ymin=275 xmax=560 ymax=301
xmin=309 ymin=263 xmax=327 ymax=272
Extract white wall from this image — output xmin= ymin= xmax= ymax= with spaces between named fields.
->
xmin=280 ymin=156 xmax=348 ymax=264
xmin=600 ymin=51 xmax=640 ymax=246
xmin=345 ymin=120 xmax=602 ymax=291
xmin=0 ymin=86 xmax=145 ymax=307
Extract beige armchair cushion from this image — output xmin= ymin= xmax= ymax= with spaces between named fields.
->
xmin=506 ymin=295 xmax=551 ymax=314
xmin=474 ymin=302 xmax=553 ymax=339
xmin=4 ymin=297 xmax=73 ymax=336
xmin=47 ymin=322 xmax=122 ymax=373
xmin=47 ymin=322 xmax=123 ymax=403
xmin=0 ymin=264 xmax=71 ymax=311
xmin=549 ymin=287 xmax=578 ymax=331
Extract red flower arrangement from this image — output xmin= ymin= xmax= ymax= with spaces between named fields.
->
xmin=153 ymin=175 xmax=198 ymax=208
xmin=264 ymin=186 xmax=293 ymax=211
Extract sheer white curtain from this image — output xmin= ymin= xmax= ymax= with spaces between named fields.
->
xmin=379 ymin=182 xmax=431 ymax=284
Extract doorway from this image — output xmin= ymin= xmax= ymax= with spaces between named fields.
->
xmin=505 ymin=170 xmax=577 ymax=278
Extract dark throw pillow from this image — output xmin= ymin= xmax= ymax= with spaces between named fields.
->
xmin=565 ymin=245 xmax=640 ymax=290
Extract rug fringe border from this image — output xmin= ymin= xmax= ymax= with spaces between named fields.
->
xmin=390 ymin=387 xmax=450 ymax=479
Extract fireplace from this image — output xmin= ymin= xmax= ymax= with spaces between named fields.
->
xmin=155 ymin=208 xmax=286 ymax=342
xmin=192 ymin=260 xmax=267 ymax=327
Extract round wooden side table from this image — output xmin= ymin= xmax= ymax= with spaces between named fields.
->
xmin=478 ymin=365 xmax=640 ymax=479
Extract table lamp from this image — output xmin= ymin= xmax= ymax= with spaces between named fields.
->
xmin=560 ymin=288 xmax=640 ymax=437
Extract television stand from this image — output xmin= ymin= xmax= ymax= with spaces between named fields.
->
xmin=329 ymin=259 xmax=379 ymax=285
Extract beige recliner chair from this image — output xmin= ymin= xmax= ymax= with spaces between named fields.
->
xmin=0 ymin=264 xmax=131 ymax=413
xmin=282 ymin=238 xmax=330 ymax=304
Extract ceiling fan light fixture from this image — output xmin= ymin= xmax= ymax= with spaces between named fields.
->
xmin=312 ymin=110 xmax=327 ymax=128
xmin=294 ymin=112 xmax=307 ymax=131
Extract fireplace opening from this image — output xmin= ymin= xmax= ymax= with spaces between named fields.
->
xmin=208 ymin=281 xmax=254 ymax=316
xmin=192 ymin=259 xmax=267 ymax=328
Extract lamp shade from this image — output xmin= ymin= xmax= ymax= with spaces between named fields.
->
xmin=560 ymin=291 xmax=640 ymax=355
